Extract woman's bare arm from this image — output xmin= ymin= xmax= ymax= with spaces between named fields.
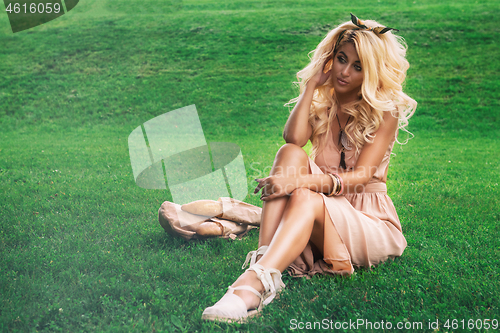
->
xmin=283 ymin=65 xmax=331 ymax=146
xmin=282 ymin=84 xmax=314 ymax=147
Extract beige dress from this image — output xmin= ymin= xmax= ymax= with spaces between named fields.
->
xmin=288 ymin=129 xmax=407 ymax=277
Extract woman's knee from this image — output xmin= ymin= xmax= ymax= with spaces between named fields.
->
xmin=272 ymin=143 xmax=309 ymax=175
xmin=276 ymin=143 xmax=308 ymax=159
xmin=289 ymin=188 xmax=324 ymax=210
xmin=289 ymin=188 xmax=326 ymax=229
xmin=279 ymin=188 xmax=324 ymax=229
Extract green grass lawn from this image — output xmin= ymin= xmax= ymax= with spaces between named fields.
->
xmin=1 ymin=0 xmax=499 ymax=332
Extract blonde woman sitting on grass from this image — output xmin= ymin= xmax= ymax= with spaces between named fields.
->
xmin=202 ymin=13 xmax=417 ymax=323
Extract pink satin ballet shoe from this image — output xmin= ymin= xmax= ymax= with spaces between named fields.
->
xmin=201 ymin=264 xmax=285 ymax=323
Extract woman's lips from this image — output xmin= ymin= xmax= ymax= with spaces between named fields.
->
xmin=337 ymin=78 xmax=348 ymax=86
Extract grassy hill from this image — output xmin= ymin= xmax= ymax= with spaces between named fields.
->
xmin=1 ymin=0 xmax=499 ymax=331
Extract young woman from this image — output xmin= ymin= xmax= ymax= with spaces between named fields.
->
xmin=202 ymin=13 xmax=417 ymax=323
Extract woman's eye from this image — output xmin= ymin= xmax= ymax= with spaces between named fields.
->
xmin=337 ymin=56 xmax=346 ymax=63
xmin=354 ymin=65 xmax=362 ymax=71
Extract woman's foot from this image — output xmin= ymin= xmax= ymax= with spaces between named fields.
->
xmin=201 ymin=264 xmax=285 ymax=323
xmin=231 ymin=270 xmax=265 ymax=310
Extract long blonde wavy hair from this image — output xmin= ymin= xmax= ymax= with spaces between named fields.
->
xmin=287 ymin=17 xmax=417 ymax=160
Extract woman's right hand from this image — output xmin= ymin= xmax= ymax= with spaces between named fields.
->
xmin=254 ymin=176 xmax=298 ymax=201
xmin=309 ymin=59 xmax=332 ymax=89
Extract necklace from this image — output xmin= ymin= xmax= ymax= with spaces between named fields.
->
xmin=336 ymin=113 xmax=352 ymax=169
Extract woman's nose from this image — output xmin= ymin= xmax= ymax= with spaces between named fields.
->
xmin=341 ymin=66 xmax=350 ymax=77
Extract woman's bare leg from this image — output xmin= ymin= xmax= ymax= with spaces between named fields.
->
xmin=258 ymin=188 xmax=326 ymax=271
xmin=258 ymin=143 xmax=310 ymax=247
xmin=233 ymin=188 xmax=328 ymax=309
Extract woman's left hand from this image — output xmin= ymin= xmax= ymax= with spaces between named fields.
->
xmin=254 ymin=176 xmax=298 ymax=201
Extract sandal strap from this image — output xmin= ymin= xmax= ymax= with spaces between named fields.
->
xmin=241 ymin=251 xmax=255 ymax=269
xmin=241 ymin=245 xmax=268 ymax=269
xmin=228 ymin=285 xmax=263 ymax=299
xmin=246 ymin=264 xmax=285 ymax=305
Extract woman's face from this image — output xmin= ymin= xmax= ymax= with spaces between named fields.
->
xmin=331 ymin=42 xmax=364 ymax=103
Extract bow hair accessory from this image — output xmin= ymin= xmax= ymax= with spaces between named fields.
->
xmin=350 ymin=13 xmax=399 ymax=34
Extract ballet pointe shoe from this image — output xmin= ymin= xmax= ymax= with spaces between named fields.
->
xmin=241 ymin=245 xmax=268 ymax=269
xmin=201 ymin=264 xmax=285 ymax=323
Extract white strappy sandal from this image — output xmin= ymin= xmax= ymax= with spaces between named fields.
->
xmin=241 ymin=245 xmax=268 ymax=269
xmin=201 ymin=264 xmax=285 ymax=323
